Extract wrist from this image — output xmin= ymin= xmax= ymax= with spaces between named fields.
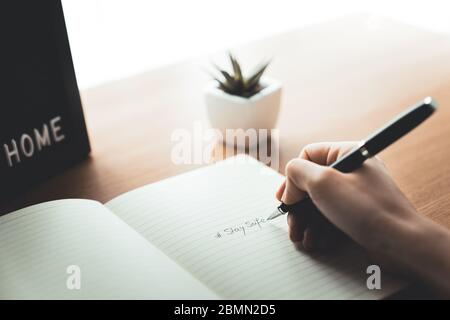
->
xmin=365 ymin=209 xmax=431 ymax=272
xmin=383 ymin=213 xmax=450 ymax=297
xmin=408 ymin=217 xmax=450 ymax=292
xmin=364 ymin=207 xmax=423 ymax=258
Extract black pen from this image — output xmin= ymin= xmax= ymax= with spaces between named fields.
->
xmin=267 ymin=97 xmax=438 ymax=221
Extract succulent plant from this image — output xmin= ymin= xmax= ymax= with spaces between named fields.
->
xmin=210 ymin=53 xmax=270 ymax=98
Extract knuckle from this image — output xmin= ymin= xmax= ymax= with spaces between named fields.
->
xmin=300 ymin=143 xmax=317 ymax=154
xmin=303 ymin=143 xmax=315 ymax=151
xmin=288 ymin=229 xmax=297 ymax=242
xmin=367 ymin=156 xmax=389 ymax=172
xmin=288 ymin=226 xmax=303 ymax=243
xmin=374 ymin=155 xmax=384 ymax=164
xmin=285 ymin=159 xmax=300 ymax=176
xmin=299 ymin=143 xmax=317 ymax=157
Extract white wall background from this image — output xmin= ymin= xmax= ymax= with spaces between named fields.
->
xmin=61 ymin=0 xmax=450 ymax=89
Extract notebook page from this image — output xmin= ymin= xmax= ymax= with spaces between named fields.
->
xmin=106 ymin=155 xmax=404 ymax=299
xmin=0 ymin=199 xmax=216 ymax=299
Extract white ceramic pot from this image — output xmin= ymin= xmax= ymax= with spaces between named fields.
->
xmin=204 ymin=77 xmax=282 ymax=146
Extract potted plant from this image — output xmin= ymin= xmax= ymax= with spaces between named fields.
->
xmin=204 ymin=53 xmax=282 ymax=147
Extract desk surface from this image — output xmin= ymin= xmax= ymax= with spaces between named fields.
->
xmin=2 ymin=15 xmax=450 ymax=233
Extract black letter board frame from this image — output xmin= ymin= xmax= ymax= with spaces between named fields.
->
xmin=0 ymin=1 xmax=91 ymax=200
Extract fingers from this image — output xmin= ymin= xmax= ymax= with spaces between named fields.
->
xmin=287 ymin=209 xmax=315 ymax=251
xmin=299 ymin=141 xmax=360 ymax=165
xmin=287 ymin=212 xmax=307 ymax=243
xmin=282 ymin=174 xmax=306 ymax=204
xmin=280 ymin=157 xmax=341 ymax=205
xmin=277 ymin=141 xmax=359 ymax=204
xmin=278 ymin=142 xmax=360 ymax=252
xmin=287 ymin=199 xmax=331 ymax=250
xmin=283 ymin=158 xmax=332 ymax=204
xmin=288 ymin=209 xmax=347 ymax=252
xmin=275 ymin=180 xmax=286 ymax=201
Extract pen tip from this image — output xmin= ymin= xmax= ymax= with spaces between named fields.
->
xmin=266 ymin=210 xmax=282 ymax=221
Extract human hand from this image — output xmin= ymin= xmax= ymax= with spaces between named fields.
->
xmin=277 ymin=141 xmax=450 ymax=296
xmin=277 ymin=142 xmax=419 ymax=253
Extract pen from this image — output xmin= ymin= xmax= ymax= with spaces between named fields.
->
xmin=267 ymin=97 xmax=438 ymax=221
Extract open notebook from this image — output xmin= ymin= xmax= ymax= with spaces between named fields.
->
xmin=0 ymin=155 xmax=405 ymax=299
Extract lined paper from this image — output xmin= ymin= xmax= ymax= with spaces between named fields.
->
xmin=106 ymin=155 xmax=405 ymax=299
xmin=0 ymin=199 xmax=216 ymax=299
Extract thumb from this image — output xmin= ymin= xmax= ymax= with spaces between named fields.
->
xmin=281 ymin=158 xmax=329 ymax=204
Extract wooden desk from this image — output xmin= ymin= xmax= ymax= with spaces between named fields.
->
xmin=2 ymin=14 xmax=450 ymax=233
